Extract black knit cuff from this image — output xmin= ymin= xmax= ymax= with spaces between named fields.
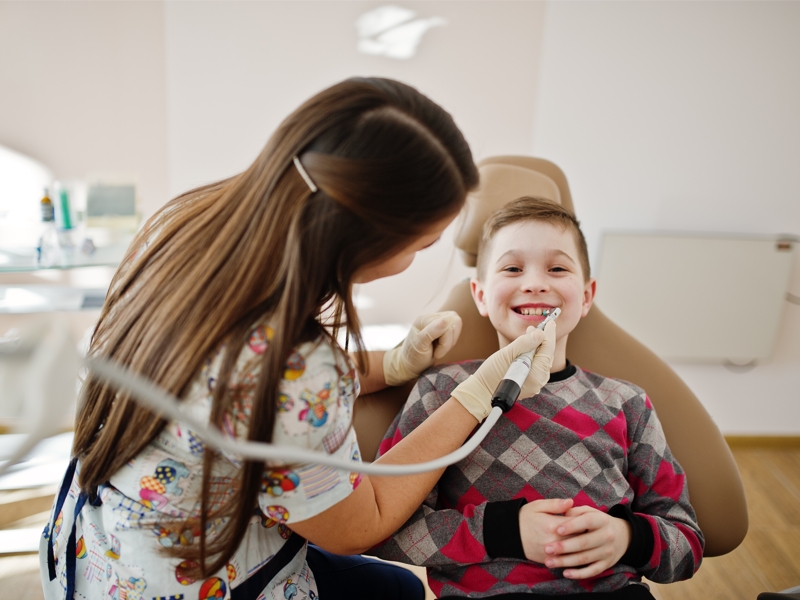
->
xmin=609 ymin=503 xmax=654 ymax=569
xmin=484 ymin=498 xmax=528 ymax=559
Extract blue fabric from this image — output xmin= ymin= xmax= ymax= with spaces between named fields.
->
xmin=47 ymin=457 xmax=102 ymax=599
xmin=306 ymin=545 xmax=425 ymax=600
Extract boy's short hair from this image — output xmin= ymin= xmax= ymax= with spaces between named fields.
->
xmin=475 ymin=196 xmax=591 ymax=282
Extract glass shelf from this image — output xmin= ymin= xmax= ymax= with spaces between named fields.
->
xmin=0 ymin=231 xmax=134 ymax=312
xmin=0 ymin=238 xmax=133 ymax=273
xmin=0 ymin=285 xmax=107 ymax=313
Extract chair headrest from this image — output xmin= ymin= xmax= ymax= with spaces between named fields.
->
xmin=454 ymin=156 xmax=574 ymax=267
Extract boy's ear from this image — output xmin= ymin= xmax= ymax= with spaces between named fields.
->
xmin=581 ymin=278 xmax=597 ymax=317
xmin=470 ymin=278 xmax=490 ymax=317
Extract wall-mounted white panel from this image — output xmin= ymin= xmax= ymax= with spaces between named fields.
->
xmin=597 ymin=233 xmax=796 ymax=362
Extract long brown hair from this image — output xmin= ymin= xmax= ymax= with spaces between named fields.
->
xmin=74 ymin=77 xmax=478 ymax=574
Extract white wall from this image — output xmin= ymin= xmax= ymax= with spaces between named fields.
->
xmin=2 ymin=1 xmax=798 ymax=434
xmin=163 ymin=0 xmax=546 ymax=324
xmin=0 ymin=1 xmax=169 ymax=219
xmin=532 ymin=1 xmax=800 ymax=434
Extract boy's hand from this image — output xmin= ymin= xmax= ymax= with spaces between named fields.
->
xmin=383 ymin=311 xmax=462 ymax=386
xmin=518 ymin=498 xmax=574 ymax=563
xmin=542 ymin=505 xmax=632 ymax=579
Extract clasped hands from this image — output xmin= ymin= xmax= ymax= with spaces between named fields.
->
xmin=519 ymin=499 xmax=632 ymax=579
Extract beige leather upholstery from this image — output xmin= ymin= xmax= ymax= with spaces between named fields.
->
xmin=455 ymin=162 xmax=562 ymax=266
xmin=353 ymin=155 xmax=748 ymax=557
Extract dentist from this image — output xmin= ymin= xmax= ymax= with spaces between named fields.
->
xmin=41 ymin=77 xmax=555 ymax=600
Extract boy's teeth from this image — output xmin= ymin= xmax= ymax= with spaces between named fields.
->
xmin=518 ymin=307 xmax=546 ymax=316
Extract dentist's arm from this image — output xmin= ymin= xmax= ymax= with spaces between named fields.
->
xmin=289 ymin=324 xmax=555 ymax=555
xmin=353 ymin=350 xmax=389 ymax=395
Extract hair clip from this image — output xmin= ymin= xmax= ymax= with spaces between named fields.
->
xmin=292 ymin=156 xmax=318 ymax=194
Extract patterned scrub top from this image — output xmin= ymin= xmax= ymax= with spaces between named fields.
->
xmin=40 ymin=324 xmax=363 ymax=600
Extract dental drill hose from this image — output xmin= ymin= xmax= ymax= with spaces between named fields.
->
xmin=83 ymin=355 xmax=503 ymax=477
xmin=3 ymin=318 xmax=550 ymax=479
xmin=82 ymin=313 xmax=557 ymax=476
xmin=490 ymin=308 xmax=560 ymax=413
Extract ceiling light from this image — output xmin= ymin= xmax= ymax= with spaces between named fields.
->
xmin=356 ymin=5 xmax=446 ymax=60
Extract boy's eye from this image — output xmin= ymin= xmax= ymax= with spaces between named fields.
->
xmin=550 ymin=266 xmax=568 ymax=273
xmin=502 ymin=266 xmax=522 ymax=273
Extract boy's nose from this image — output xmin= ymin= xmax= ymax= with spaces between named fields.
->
xmin=520 ymin=274 xmax=549 ymax=293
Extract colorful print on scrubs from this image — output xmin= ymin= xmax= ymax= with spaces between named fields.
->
xmin=40 ymin=327 xmax=362 ymax=600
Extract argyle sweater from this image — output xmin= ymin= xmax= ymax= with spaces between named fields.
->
xmin=369 ymin=361 xmax=704 ymax=598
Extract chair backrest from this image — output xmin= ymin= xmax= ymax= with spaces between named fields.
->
xmin=353 ymin=156 xmax=748 ymax=557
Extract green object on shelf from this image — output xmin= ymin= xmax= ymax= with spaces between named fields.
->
xmin=59 ymin=189 xmax=72 ymax=229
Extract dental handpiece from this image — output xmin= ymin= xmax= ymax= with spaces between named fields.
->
xmin=490 ymin=308 xmax=561 ymax=413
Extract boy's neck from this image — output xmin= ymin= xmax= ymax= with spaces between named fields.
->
xmin=551 ymin=334 xmax=569 ymax=373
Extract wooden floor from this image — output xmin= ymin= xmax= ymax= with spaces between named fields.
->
xmin=2 ymin=444 xmax=798 ymax=600
xmin=647 ymin=444 xmax=800 ymax=600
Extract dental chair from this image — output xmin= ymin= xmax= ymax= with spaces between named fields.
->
xmin=759 ymin=588 xmax=800 ymax=600
xmin=353 ymin=155 xmax=748 ymax=558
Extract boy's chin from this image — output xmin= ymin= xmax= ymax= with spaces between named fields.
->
xmin=497 ymin=327 xmax=527 ymax=347
xmin=497 ymin=323 xmax=572 ymax=348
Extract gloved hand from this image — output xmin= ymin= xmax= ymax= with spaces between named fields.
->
xmin=451 ymin=321 xmax=556 ymax=422
xmin=383 ymin=311 xmax=463 ymax=386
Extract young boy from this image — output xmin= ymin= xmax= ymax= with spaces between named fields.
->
xmin=369 ymin=197 xmax=703 ymax=599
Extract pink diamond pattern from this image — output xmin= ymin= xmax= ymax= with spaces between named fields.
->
xmin=552 ymin=404 xmax=600 ymax=439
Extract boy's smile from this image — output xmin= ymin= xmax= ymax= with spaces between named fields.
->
xmin=471 ymin=220 xmax=596 ymax=370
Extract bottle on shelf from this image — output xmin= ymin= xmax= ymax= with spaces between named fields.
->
xmin=36 ymin=187 xmax=61 ymax=267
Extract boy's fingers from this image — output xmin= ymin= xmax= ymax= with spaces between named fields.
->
xmin=546 ymin=530 xmax=609 ymax=567
xmin=563 ymin=561 xmax=607 ymax=579
xmin=564 ymin=505 xmax=593 ymax=518
xmin=529 ymin=498 xmax=573 ymax=514
xmin=555 ymin=527 xmax=604 ymax=554
xmin=557 ymin=512 xmax=598 ymax=536
xmin=548 ymin=545 xmax=601 ymax=566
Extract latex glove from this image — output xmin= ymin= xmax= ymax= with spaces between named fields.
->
xmin=383 ymin=311 xmax=463 ymax=386
xmin=519 ymin=320 xmax=557 ymax=400
xmin=450 ymin=321 xmax=556 ymax=422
